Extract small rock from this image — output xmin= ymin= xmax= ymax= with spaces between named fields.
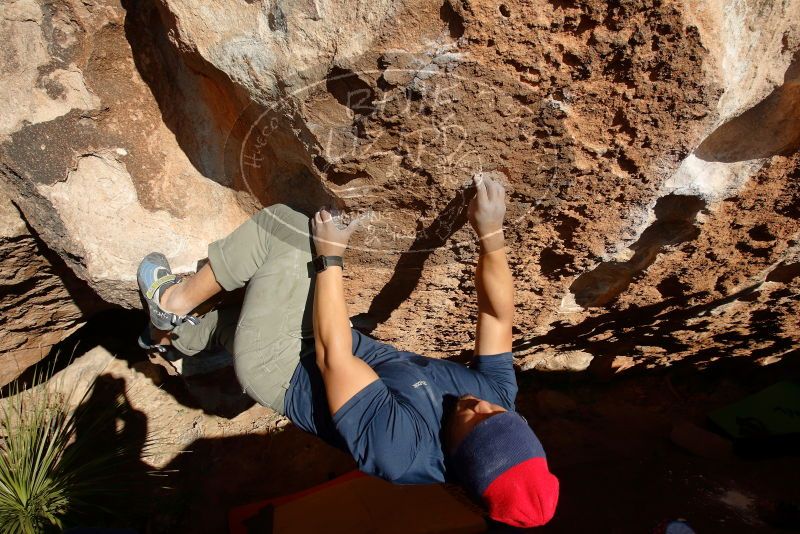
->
xmin=520 ymin=349 xmax=594 ymax=372
xmin=669 ymin=421 xmax=734 ymax=460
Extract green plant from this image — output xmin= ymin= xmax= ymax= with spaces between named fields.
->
xmin=0 ymin=374 xmax=151 ymax=533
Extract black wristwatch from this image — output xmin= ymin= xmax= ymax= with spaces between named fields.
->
xmin=313 ymin=255 xmax=344 ymax=273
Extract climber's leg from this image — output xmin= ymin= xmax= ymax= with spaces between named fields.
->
xmin=160 ymin=205 xmax=301 ymax=317
xmin=170 ymin=306 xmax=239 ymax=356
xmin=153 ymin=203 xmax=314 ymax=412
xmin=159 ymin=263 xmax=222 ymax=318
xmin=229 ymin=204 xmax=316 ymax=413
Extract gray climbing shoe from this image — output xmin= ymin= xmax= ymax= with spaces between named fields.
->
xmin=137 ymin=252 xmax=199 ymax=331
xmin=137 ymin=326 xmax=183 ymax=362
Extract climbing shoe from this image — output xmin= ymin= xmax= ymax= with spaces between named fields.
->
xmin=137 ymin=252 xmax=199 ymax=331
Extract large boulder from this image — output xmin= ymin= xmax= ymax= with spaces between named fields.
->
xmin=150 ymin=0 xmax=800 ymax=369
xmin=0 ymin=0 xmax=255 ymax=309
xmin=0 ymin=0 xmax=798 ymax=380
xmin=0 ymin=188 xmax=95 ymax=385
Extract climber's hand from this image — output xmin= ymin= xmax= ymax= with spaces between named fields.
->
xmin=312 ymin=207 xmax=361 ymax=256
xmin=468 ymin=172 xmax=506 ymax=243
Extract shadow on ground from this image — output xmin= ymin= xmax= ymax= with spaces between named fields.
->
xmin=9 ymin=289 xmax=799 ymax=532
xmin=3 ymin=308 xmax=254 ymax=419
xmin=145 ymin=348 xmax=800 ymax=533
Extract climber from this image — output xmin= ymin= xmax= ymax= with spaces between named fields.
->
xmin=136 ymin=173 xmax=559 ymax=528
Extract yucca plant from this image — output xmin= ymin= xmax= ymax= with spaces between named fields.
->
xmin=0 ymin=373 xmax=153 ymax=533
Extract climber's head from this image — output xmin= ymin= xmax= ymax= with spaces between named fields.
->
xmin=445 ymin=397 xmax=559 ymax=528
xmin=445 ymin=394 xmax=507 ymax=450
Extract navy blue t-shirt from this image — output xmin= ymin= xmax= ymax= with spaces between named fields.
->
xmin=284 ymin=329 xmax=518 ymax=484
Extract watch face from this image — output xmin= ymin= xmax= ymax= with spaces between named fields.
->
xmin=313 ymin=255 xmax=326 ymax=272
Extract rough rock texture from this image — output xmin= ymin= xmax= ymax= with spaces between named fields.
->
xmin=0 ymin=0 xmax=256 ymax=309
xmin=15 ymin=345 xmax=286 ymax=468
xmin=1 ymin=0 xmax=798 ymax=380
xmin=0 ymin=187 xmax=101 ymax=385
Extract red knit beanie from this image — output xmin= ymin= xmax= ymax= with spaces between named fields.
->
xmin=451 ymin=412 xmax=559 ymax=528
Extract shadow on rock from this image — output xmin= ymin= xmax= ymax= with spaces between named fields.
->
xmin=516 ymin=275 xmax=797 ymax=375
xmin=65 ymin=374 xmax=154 ymax=530
xmin=353 ymin=186 xmax=476 ymax=332
xmin=695 ymin=52 xmax=800 ymax=162
xmin=568 ymin=194 xmax=706 ymax=308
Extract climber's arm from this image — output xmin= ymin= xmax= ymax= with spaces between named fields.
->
xmin=475 ymin=239 xmax=514 ymax=355
xmin=311 ymin=210 xmax=379 ymax=415
xmin=469 ymin=174 xmax=514 ymax=356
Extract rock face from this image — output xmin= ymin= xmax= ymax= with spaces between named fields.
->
xmin=0 ymin=0 xmax=255 ymax=309
xmin=0 ymin=188 xmax=98 ymax=385
xmin=1 ymin=0 xmax=798 ymax=380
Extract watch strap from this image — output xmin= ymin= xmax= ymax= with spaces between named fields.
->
xmin=314 ymin=255 xmax=344 ymax=272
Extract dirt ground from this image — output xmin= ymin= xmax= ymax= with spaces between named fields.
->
xmin=10 ymin=309 xmax=796 ymax=533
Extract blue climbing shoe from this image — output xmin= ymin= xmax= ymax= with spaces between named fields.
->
xmin=137 ymin=252 xmax=199 ymax=331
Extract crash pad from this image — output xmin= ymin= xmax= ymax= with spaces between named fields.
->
xmin=709 ymin=381 xmax=800 ymax=439
xmin=229 ymin=471 xmax=486 ymax=534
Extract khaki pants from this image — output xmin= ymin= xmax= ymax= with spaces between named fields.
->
xmin=171 ymin=204 xmax=315 ymax=413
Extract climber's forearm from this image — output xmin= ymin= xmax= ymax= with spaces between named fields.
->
xmin=313 ymin=267 xmax=352 ymax=368
xmin=313 ymin=267 xmax=379 ymax=415
xmin=475 ymin=231 xmax=514 ymax=355
xmin=477 ymin=231 xmax=513 ymax=321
